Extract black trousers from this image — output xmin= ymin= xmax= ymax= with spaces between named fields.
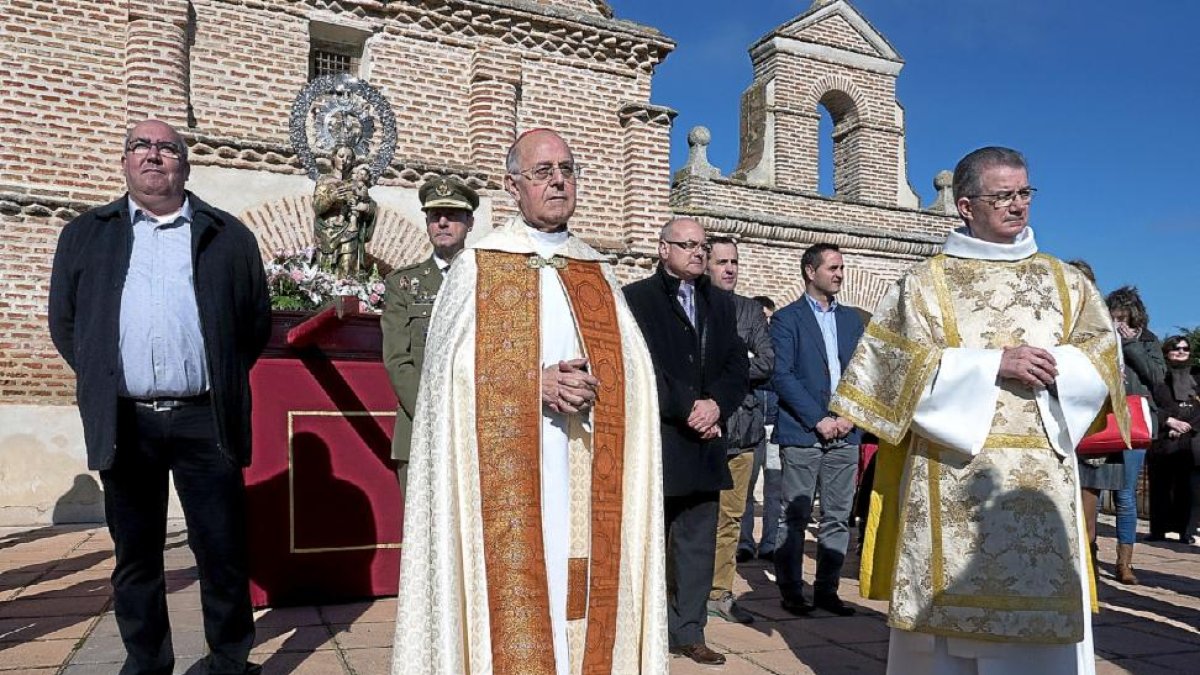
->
xmin=101 ymin=400 xmax=254 ymax=675
xmin=664 ymin=491 xmax=719 ymax=647
xmin=1148 ymin=449 xmax=1194 ymax=536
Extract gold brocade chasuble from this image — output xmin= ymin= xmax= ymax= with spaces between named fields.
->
xmin=831 ymin=250 xmax=1128 ymax=645
xmin=474 ymin=251 xmax=626 ymax=675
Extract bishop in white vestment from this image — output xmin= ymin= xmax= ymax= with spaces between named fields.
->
xmin=830 ymin=148 xmax=1129 ymax=675
xmin=391 ymin=129 xmax=668 ymax=675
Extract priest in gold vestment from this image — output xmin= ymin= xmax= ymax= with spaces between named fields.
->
xmin=831 ymin=147 xmax=1129 ymax=675
xmin=390 ymin=129 xmax=667 ymax=675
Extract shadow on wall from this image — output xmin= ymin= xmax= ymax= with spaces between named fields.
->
xmin=52 ymin=473 xmax=105 ymax=524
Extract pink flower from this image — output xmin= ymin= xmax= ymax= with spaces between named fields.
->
xmin=291 ymin=269 xmax=304 ymax=283
xmin=369 ymin=293 xmax=381 ymax=305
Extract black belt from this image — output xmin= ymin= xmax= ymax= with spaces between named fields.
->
xmin=121 ymin=393 xmax=211 ymax=412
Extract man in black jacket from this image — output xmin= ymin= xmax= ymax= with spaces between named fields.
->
xmin=48 ymin=119 xmax=270 ymax=675
xmin=624 ymin=218 xmax=749 ymax=666
xmin=704 ymin=237 xmax=773 ymax=626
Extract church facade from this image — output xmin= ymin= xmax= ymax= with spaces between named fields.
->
xmin=0 ymin=0 xmax=955 ymax=523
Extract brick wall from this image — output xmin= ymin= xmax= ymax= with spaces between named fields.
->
xmin=1 ymin=0 xmax=957 ymax=410
xmin=189 ymin=0 xmax=309 ymax=144
xmin=0 ymin=0 xmax=673 ymax=405
xmin=0 ymin=0 xmax=126 ymax=203
xmin=673 ymin=176 xmax=951 ymax=239
xmin=770 ymin=53 xmax=902 ymax=204
xmin=0 ymin=202 xmax=85 ymax=403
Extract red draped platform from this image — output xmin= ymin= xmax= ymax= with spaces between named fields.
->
xmin=245 ymin=299 xmax=402 ymax=607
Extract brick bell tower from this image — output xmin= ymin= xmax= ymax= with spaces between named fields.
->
xmin=733 ymin=0 xmax=920 ymax=208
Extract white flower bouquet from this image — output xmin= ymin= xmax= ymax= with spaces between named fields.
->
xmin=265 ymin=248 xmax=386 ymax=313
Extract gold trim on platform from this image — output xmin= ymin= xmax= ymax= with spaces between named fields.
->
xmin=287 ymin=410 xmax=401 ymax=554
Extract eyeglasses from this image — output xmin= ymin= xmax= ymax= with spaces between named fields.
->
xmin=662 ymin=239 xmax=711 ymax=253
xmin=126 ymin=139 xmax=184 ymax=160
xmin=967 ymin=187 xmax=1037 ymax=209
xmin=511 ymin=162 xmax=580 ymax=183
xmin=1168 ymin=345 xmax=1191 ymax=353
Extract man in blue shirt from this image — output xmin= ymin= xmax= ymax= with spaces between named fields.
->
xmin=49 ymin=119 xmax=270 ymax=675
xmin=769 ymin=243 xmax=865 ymax=617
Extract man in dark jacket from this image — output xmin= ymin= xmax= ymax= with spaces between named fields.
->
xmin=48 ymin=119 xmax=270 ymax=675
xmin=703 ymin=236 xmax=773 ymax=625
xmin=739 ymin=297 xmax=782 ymax=563
xmin=771 ymin=242 xmax=864 ymax=617
xmin=624 ymin=218 xmax=749 ymax=666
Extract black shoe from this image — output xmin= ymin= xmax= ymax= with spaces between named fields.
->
xmin=814 ymin=594 xmax=857 ymax=616
xmin=757 ymin=549 xmax=775 ymax=563
xmin=780 ymin=596 xmax=813 ymax=616
xmin=736 ymin=548 xmax=755 ymax=563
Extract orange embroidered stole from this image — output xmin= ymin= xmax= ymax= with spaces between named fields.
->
xmin=474 ymin=251 xmax=626 ymax=675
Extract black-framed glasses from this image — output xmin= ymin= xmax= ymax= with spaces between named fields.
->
xmin=511 ymin=162 xmax=580 ymax=183
xmin=662 ymin=239 xmax=711 ymax=253
xmin=1168 ymin=344 xmax=1191 ymax=353
xmin=126 ymin=139 xmax=183 ymax=160
xmin=967 ymin=187 xmax=1037 ymax=209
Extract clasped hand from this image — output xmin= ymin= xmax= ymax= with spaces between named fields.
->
xmin=998 ymin=345 xmax=1058 ymax=389
xmin=1166 ymin=417 xmax=1192 ymax=436
xmin=816 ymin=416 xmax=853 ymax=441
xmin=541 ymin=358 xmax=599 ymax=414
xmin=688 ymin=399 xmax=721 ymax=440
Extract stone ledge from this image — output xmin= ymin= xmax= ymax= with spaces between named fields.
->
xmin=0 ymin=191 xmax=93 ymax=220
xmin=295 ymin=0 xmax=674 ymax=71
xmin=674 ymin=205 xmax=945 ymax=258
xmin=182 ymin=132 xmax=493 ymax=189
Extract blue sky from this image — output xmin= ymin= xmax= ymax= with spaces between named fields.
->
xmin=607 ymin=0 xmax=1199 ymax=337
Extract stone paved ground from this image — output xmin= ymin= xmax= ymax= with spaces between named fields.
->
xmin=1 ymin=517 xmax=1197 ymax=674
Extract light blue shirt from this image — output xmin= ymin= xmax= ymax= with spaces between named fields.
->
xmin=805 ymin=293 xmax=841 ymax=392
xmin=118 ymin=197 xmax=209 ymax=398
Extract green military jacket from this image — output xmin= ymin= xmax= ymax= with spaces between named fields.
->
xmin=381 ymin=256 xmax=443 ymax=463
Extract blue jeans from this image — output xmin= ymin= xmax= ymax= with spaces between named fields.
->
xmin=1116 ymin=449 xmax=1146 ymax=545
xmin=738 ymin=434 xmax=782 ymax=555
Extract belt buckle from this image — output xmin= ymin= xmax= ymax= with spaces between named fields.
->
xmin=150 ymin=399 xmax=174 ymax=412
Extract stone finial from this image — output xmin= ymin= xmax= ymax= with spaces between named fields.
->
xmin=810 ymin=0 xmax=838 ymax=9
xmin=674 ymin=125 xmax=721 ymax=182
xmin=930 ymin=170 xmax=956 ymax=214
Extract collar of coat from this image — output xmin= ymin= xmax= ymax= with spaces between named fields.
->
xmin=93 ymin=191 xmax=228 ymax=233
xmin=654 ymin=263 xmax=711 ymax=297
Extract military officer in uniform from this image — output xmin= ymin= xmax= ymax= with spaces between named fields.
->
xmin=381 ymin=176 xmax=479 ymax=491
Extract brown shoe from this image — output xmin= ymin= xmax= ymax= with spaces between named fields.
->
xmin=670 ymin=643 xmax=726 ymax=665
xmin=1115 ymin=543 xmax=1139 ymax=585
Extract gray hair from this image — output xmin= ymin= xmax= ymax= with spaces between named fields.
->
xmin=505 ymin=140 xmax=521 ymax=175
xmin=952 ymin=146 xmax=1026 ymax=201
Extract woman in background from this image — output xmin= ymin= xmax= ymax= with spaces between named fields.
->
xmin=1067 ymin=261 xmax=1124 ymax=577
xmin=1148 ymin=335 xmax=1200 ymax=544
xmin=1107 ymin=287 xmax=1166 ymax=584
